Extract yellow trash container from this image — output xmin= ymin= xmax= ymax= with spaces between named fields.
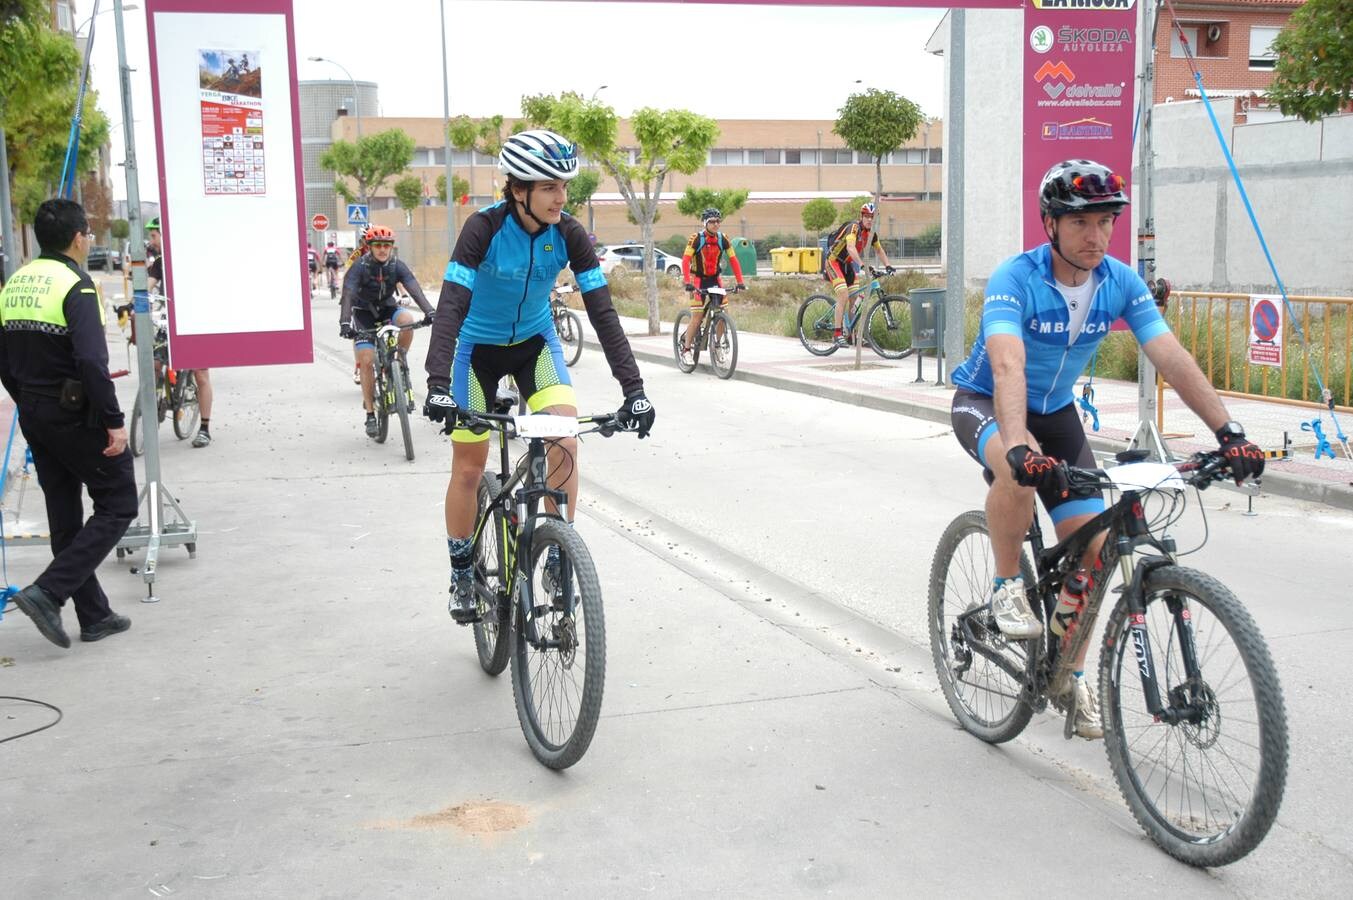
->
xmin=770 ymin=247 xmax=798 ymax=274
xmin=797 ymin=247 xmax=821 ymax=274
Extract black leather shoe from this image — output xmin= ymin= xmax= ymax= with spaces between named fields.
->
xmin=80 ymin=612 xmax=131 ymax=643
xmin=14 ymin=585 xmax=71 ymax=649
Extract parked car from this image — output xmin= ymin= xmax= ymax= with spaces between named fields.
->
xmin=596 ymin=243 xmax=683 ymax=278
xmin=87 ymin=245 xmax=122 ymax=271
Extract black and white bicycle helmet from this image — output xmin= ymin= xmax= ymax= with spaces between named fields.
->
xmin=701 ymin=207 xmax=722 ymax=223
xmin=499 ymin=129 xmax=579 ymax=182
xmin=1039 ymin=159 xmax=1129 ymax=217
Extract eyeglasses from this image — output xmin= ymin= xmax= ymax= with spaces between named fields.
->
xmin=368 ymin=241 xmax=394 ymax=248
xmin=1071 ymin=172 xmax=1125 ymax=197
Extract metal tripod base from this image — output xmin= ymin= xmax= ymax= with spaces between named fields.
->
xmin=1127 ymin=417 xmax=1174 ymax=463
xmin=116 ymin=480 xmax=198 ymax=602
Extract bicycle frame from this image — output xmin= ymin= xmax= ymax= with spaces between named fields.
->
xmin=958 ymin=465 xmax=1206 ymax=726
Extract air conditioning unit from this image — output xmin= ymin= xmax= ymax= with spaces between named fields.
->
xmin=1207 ymin=24 xmax=1223 ymax=43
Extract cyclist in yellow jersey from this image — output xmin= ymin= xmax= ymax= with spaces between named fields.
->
xmin=824 ymin=201 xmax=894 ymax=347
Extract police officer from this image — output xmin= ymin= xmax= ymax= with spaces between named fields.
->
xmin=0 ymin=198 xmax=138 ymax=648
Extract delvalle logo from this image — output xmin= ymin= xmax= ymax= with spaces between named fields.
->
xmin=1035 ymin=60 xmax=1075 ymax=99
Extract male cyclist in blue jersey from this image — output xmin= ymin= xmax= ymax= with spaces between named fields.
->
xmin=422 ymin=129 xmax=654 ymax=624
xmin=949 ymin=158 xmax=1265 ymax=739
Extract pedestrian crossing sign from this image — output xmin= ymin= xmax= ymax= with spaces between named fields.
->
xmin=347 ymin=203 xmax=369 ymax=225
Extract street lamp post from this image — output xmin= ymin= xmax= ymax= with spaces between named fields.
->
xmin=439 ymin=0 xmax=456 ymax=254
xmin=590 ymin=84 xmax=608 ymax=101
xmin=309 ymin=56 xmax=364 ymax=245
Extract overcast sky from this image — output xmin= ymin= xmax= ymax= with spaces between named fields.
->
xmin=87 ymin=0 xmax=946 ymax=203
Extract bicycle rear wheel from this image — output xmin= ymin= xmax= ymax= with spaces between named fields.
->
xmin=473 ymin=474 xmax=512 ymax=676
xmin=130 ymin=396 xmax=145 ymax=458
xmin=928 ymin=510 xmax=1038 ymax=743
xmin=172 ymin=371 xmax=200 ymax=439
xmin=389 ymin=357 xmax=415 ymax=461
xmin=709 ymin=311 xmax=738 ymax=379
xmin=1100 ymin=565 xmax=1288 ymax=867
xmin=865 ymin=296 xmax=915 ymax=360
xmin=797 ymin=295 xmax=838 ymax=356
xmin=557 ymin=310 xmax=584 ymax=367
xmin=510 ymin=518 xmax=606 ymax=769
xmin=672 ymin=309 xmax=699 ymax=373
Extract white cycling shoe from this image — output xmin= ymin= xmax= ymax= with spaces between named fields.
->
xmin=990 ymin=577 xmax=1044 ymax=639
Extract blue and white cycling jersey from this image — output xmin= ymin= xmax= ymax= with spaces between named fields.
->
xmin=952 ymin=244 xmax=1169 ymax=414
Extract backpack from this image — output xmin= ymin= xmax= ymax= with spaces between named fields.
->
xmin=822 ymin=221 xmax=853 ymax=273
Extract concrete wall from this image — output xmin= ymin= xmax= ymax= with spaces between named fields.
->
xmin=1153 ymin=104 xmax=1353 ymax=295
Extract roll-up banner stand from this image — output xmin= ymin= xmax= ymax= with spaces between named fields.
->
xmin=145 ymin=0 xmax=312 ymax=369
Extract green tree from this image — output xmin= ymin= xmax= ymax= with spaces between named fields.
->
xmin=1 ymin=2 xmax=111 ymax=228
xmin=1268 ymin=0 xmax=1353 ymax=123
xmin=914 ymin=222 xmax=942 ymax=256
xmin=834 ymin=88 xmax=923 ymax=197
xmin=448 ymin=114 xmax=508 ymax=196
xmin=110 ymin=218 xmax=130 ymax=241
xmin=522 ymin=92 xmax=718 ymax=333
xmin=837 ymin=195 xmax=873 ymax=226
xmin=565 ymin=169 xmax=600 ymax=217
xmin=393 ymin=174 xmax=423 ymax=224
xmin=676 ymin=187 xmax=749 ymax=223
xmin=435 ymin=172 xmax=471 ymax=205
xmin=319 ymin=128 xmax=415 ymax=207
xmin=801 ymin=197 xmax=837 ymax=233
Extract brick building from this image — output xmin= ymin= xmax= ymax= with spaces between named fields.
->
xmin=1153 ymin=0 xmax=1307 ymax=123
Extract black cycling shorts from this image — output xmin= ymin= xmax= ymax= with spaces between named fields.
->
xmin=951 ymin=388 xmax=1104 ymax=524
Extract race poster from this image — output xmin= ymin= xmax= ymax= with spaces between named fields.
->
xmin=198 ymin=48 xmax=265 ymax=195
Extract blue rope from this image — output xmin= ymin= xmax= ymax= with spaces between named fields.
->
xmin=1189 ymin=66 xmax=1348 ymax=445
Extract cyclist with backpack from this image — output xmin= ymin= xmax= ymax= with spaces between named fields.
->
xmin=678 ymin=207 xmax=746 ymax=358
xmin=824 ymin=201 xmax=895 ymax=347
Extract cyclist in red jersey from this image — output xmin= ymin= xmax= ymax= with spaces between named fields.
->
xmin=679 ymin=208 xmax=745 ymax=357
xmin=825 ymin=201 xmax=894 ymax=347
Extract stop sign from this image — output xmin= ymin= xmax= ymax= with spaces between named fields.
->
xmin=311 ymin=214 xmax=329 ymax=231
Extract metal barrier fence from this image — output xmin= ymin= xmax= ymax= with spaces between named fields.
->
xmin=1171 ymin=290 xmax=1353 ymax=412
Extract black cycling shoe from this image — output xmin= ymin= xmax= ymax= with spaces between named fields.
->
xmin=364 ymin=414 xmax=378 ymax=438
xmin=449 ymin=576 xmax=479 ymax=624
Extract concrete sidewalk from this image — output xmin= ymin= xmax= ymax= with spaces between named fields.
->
xmin=599 ymin=313 xmax=1353 ymax=511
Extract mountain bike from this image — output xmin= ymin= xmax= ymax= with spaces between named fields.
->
xmin=327 ymin=265 xmax=340 ymax=299
xmin=797 ymin=266 xmax=913 ymax=359
xmin=928 ymin=450 xmax=1287 ymax=866
xmin=672 ymin=286 xmax=738 ymax=379
xmin=354 ymin=319 xmax=428 ymax=462
xmin=552 ymin=284 xmax=584 ymax=367
xmin=452 ymin=403 xmax=635 ymax=769
xmin=129 ymin=298 xmax=198 ymax=458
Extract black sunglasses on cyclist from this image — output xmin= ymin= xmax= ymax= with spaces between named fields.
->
xmin=1071 ymin=172 xmax=1125 ymax=197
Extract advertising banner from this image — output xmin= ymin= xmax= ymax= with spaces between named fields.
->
xmin=1022 ymin=2 xmax=1138 ymax=262
xmin=1247 ymin=295 xmax=1284 ymax=368
xmin=145 ymin=0 xmax=311 ymax=369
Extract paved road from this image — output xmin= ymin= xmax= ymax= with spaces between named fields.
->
xmin=0 ymin=299 xmax=1349 ymax=896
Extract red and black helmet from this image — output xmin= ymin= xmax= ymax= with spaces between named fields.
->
xmin=1039 ymin=159 xmax=1129 ymax=217
xmin=363 ymin=225 xmax=395 ymax=244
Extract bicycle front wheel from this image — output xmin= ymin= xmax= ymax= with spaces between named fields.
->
xmin=372 ymin=364 xmax=390 ymax=444
xmin=472 ymin=474 xmax=511 ymax=676
xmin=389 ymin=357 xmax=415 ymax=461
xmin=1100 ymin=565 xmax=1288 ymax=867
xmin=709 ymin=310 xmax=738 ymax=379
xmin=928 ymin=510 xmax=1038 ymax=743
xmin=172 ymin=371 xmax=200 ymax=439
xmin=672 ymin=309 xmax=698 ymax=373
xmin=865 ymin=296 xmax=915 ymax=360
xmin=510 ymin=518 xmax=606 ymax=769
xmin=557 ymin=310 xmax=584 ymax=367
xmin=797 ymin=295 xmax=838 ymax=356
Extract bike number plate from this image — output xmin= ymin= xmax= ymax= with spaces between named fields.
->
xmin=514 ymin=414 xmax=579 ymax=439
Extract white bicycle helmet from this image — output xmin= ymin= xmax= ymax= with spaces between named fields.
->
xmin=499 ymin=129 xmax=579 ymax=182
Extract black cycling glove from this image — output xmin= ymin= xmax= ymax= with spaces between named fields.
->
xmin=734 ymin=283 xmax=747 ymax=292
xmin=423 ymin=386 xmax=458 ymax=424
xmin=617 ymin=390 xmax=655 ymax=439
xmin=885 ymin=265 xmax=896 ymax=275
xmin=1006 ymin=444 xmax=1067 ymax=496
xmin=1218 ymin=428 xmax=1265 ymax=484
xmin=422 ymin=311 xmax=435 ymax=325
xmin=684 ymin=283 xmax=695 ymax=293
xmin=339 ymin=324 xmax=355 ymax=340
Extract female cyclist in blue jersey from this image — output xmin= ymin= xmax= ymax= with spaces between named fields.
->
xmin=422 ymin=129 xmax=655 ymax=623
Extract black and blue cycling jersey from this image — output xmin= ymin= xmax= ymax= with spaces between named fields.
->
xmin=424 ymin=200 xmax=642 ymax=395
xmin=952 ymin=243 xmax=1169 ymax=414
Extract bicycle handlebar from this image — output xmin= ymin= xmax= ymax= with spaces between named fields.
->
xmin=438 ymin=410 xmax=627 ymax=439
xmin=351 ymin=318 xmax=432 ymax=339
xmin=1060 ymin=450 xmax=1238 ymax=493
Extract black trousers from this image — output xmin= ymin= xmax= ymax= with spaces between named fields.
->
xmin=17 ymin=398 xmax=138 ymax=628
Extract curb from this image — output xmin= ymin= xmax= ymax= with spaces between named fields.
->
xmin=590 ymin=332 xmax=1353 ymax=514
